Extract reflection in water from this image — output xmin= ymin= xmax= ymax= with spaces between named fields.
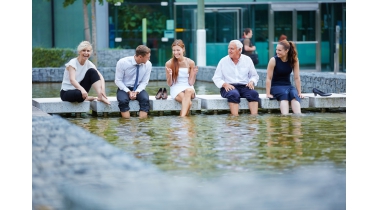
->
xmin=264 ymin=116 xmax=304 ymax=169
xmin=67 ymin=112 xmax=346 ymax=180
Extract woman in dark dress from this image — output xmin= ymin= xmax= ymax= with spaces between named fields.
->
xmin=266 ymin=40 xmax=304 ymax=115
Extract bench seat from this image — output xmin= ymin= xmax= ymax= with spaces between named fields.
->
xmin=302 ymin=93 xmax=346 ymax=108
xmin=32 ymin=93 xmax=345 ymax=115
xmin=91 ymin=96 xmax=202 ymax=113
xmin=259 ymin=94 xmax=310 ymax=109
xmin=90 ymin=97 xmax=139 ymax=113
xmin=149 ymin=96 xmax=201 ymax=111
xmin=196 ymin=94 xmax=310 ymax=110
xmin=32 ymin=98 xmax=90 ymax=114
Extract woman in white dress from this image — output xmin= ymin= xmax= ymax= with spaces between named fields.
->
xmin=165 ymin=39 xmax=198 ymax=117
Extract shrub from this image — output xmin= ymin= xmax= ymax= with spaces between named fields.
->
xmin=32 ymin=48 xmax=77 ymax=67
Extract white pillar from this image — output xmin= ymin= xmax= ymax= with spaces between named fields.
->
xmin=96 ymin=2 xmax=108 ymax=49
xmin=196 ymin=29 xmax=206 ymax=66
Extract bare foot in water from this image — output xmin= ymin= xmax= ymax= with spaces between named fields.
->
xmin=85 ymin=96 xmax=97 ymax=101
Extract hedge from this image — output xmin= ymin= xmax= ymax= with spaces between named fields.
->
xmin=32 ymin=48 xmax=77 ymax=67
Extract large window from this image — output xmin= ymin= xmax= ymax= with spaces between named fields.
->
xmin=321 ymin=3 xmax=346 ymax=72
xmin=109 ymin=1 xmax=172 ymax=66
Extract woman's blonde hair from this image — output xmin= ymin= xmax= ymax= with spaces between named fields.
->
xmin=77 ymin=41 xmax=93 ymax=54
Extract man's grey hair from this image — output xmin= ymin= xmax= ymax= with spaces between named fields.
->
xmin=230 ymin=40 xmax=243 ymax=53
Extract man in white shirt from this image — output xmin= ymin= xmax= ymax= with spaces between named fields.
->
xmin=212 ymin=40 xmax=260 ymax=116
xmin=115 ymin=45 xmax=152 ymax=118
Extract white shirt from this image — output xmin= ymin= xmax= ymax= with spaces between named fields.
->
xmin=212 ymin=54 xmax=259 ymax=88
xmin=115 ymin=56 xmax=152 ymax=93
xmin=61 ymin=58 xmax=96 ymax=91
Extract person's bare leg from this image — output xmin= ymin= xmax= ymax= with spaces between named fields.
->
xmin=229 ymin=103 xmax=239 ymax=116
xmin=248 ymin=101 xmax=259 ymax=115
xmin=92 ymin=80 xmax=110 ymax=105
xmin=175 ymin=92 xmax=184 ymax=116
xmin=85 ymin=96 xmax=97 ymax=101
xmin=139 ymin=111 xmax=148 ymax=119
xmin=121 ymin=111 xmax=130 ymax=119
xmin=291 ymin=99 xmax=302 ymax=114
xmin=280 ymin=100 xmax=290 ymax=115
xmin=98 ymin=72 xmax=108 ymax=99
xmin=179 ymin=89 xmax=194 ymax=117
xmin=100 ymin=76 xmax=107 ymax=97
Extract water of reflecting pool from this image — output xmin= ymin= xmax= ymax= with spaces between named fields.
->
xmin=33 ymin=81 xmax=345 ymax=179
xmin=33 ymin=81 xmax=346 ymax=206
xmin=66 ymin=112 xmax=346 ymax=180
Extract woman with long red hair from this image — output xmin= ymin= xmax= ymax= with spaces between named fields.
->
xmin=165 ymin=39 xmax=198 ymax=117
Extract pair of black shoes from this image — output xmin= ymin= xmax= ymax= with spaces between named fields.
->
xmin=312 ymin=88 xmax=332 ymax=97
xmin=155 ymin=88 xmax=168 ymax=100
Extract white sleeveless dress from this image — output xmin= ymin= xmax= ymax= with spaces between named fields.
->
xmin=170 ymin=65 xmax=196 ymax=99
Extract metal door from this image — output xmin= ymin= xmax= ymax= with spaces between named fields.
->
xmin=193 ymin=8 xmax=241 ymax=66
xmin=269 ymin=3 xmax=321 ymax=71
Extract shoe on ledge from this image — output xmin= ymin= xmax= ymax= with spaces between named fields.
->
xmin=312 ymin=88 xmax=332 ymax=97
xmin=162 ymin=88 xmax=168 ymax=100
xmin=155 ymin=88 xmax=163 ymax=99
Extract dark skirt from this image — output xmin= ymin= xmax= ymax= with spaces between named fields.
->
xmin=270 ymin=85 xmax=300 ymax=103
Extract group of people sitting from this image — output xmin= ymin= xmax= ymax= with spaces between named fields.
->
xmin=60 ymin=35 xmax=303 ymax=118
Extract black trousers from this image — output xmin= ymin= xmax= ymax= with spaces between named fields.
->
xmin=60 ymin=68 xmax=100 ymax=102
xmin=116 ymin=88 xmax=150 ymax=113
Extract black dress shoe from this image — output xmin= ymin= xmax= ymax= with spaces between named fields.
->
xmin=162 ymin=88 xmax=168 ymax=100
xmin=155 ymin=88 xmax=163 ymax=99
xmin=312 ymin=88 xmax=332 ymax=96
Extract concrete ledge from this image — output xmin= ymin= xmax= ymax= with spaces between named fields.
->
xmin=197 ymin=94 xmax=310 ymax=110
xmin=259 ymin=94 xmax=310 ymax=109
xmin=33 ymin=96 xmax=202 ymax=115
xmin=303 ymin=93 xmax=346 ymax=108
xmin=33 ymin=93 xmax=345 ymax=115
xmin=32 ymin=105 xmax=51 ymax=117
xmin=32 ymin=98 xmax=90 ymax=114
xmin=197 ymin=95 xmax=249 ymax=110
xmin=90 ymin=96 xmax=140 ymax=113
xmin=149 ymin=96 xmax=202 ymax=111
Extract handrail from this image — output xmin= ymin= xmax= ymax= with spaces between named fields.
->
xmin=272 ymin=41 xmax=318 ymax=44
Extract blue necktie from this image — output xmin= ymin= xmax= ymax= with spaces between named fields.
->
xmin=133 ymin=64 xmax=140 ymax=91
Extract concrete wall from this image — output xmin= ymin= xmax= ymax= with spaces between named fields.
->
xmin=32 ymin=67 xmax=346 ymax=94
xmin=96 ymin=49 xmax=135 ymax=67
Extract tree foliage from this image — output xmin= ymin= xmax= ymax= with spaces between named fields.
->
xmin=62 ymin=0 xmax=123 ymax=7
xmin=32 ymin=48 xmax=77 ymax=67
xmin=118 ymin=4 xmax=167 ymax=34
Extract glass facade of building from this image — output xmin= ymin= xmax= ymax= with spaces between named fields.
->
xmin=32 ymin=0 xmax=346 ymax=72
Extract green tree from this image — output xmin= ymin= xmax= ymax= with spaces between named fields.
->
xmin=62 ymin=0 xmax=123 ymax=66
xmin=116 ymin=4 xmax=168 ymax=48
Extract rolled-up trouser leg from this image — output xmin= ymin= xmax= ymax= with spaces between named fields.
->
xmin=117 ymin=88 xmax=132 ymax=112
xmin=136 ymin=90 xmax=150 ymax=113
xmin=220 ymin=87 xmax=241 ymax=103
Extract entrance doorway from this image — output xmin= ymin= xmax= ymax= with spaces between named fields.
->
xmin=269 ymin=3 xmax=321 ymax=71
xmin=193 ymin=8 xmax=241 ymax=66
